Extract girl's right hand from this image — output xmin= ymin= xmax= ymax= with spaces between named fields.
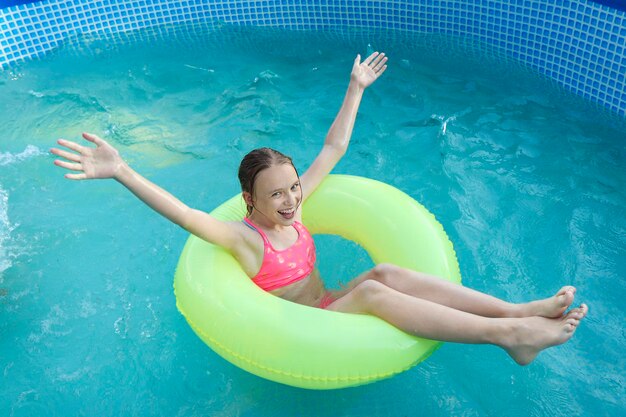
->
xmin=350 ymin=52 xmax=388 ymax=89
xmin=51 ymin=132 xmax=125 ymax=180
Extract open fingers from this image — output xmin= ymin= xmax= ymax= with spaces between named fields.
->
xmin=57 ymin=138 xmax=85 ymax=154
xmin=50 ymin=147 xmax=81 ymax=163
xmin=54 ymin=159 xmax=83 ymax=172
xmin=82 ymin=132 xmax=105 ymax=146
xmin=363 ymin=51 xmax=380 ymax=66
xmin=373 ymin=56 xmax=388 ymax=72
xmin=371 ymin=53 xmax=385 ymax=67
xmin=64 ymin=173 xmax=88 ymax=180
xmin=365 ymin=52 xmax=385 ymax=68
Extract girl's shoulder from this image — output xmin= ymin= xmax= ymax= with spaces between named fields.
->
xmin=229 ymin=220 xmax=265 ymax=248
xmin=224 ymin=220 xmax=266 ymax=277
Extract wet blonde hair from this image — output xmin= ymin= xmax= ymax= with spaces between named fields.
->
xmin=238 ymin=148 xmax=300 ymax=216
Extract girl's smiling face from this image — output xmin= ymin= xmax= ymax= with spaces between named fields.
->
xmin=243 ymin=163 xmax=302 ymax=226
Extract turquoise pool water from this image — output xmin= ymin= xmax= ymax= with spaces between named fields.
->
xmin=1 ymin=25 xmax=624 ymax=416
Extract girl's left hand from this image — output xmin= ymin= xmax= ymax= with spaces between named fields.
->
xmin=350 ymin=52 xmax=388 ymax=89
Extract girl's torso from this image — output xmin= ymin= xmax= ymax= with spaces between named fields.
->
xmin=228 ymin=214 xmax=327 ymax=306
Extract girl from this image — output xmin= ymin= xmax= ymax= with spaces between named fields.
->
xmin=51 ymin=52 xmax=587 ymax=366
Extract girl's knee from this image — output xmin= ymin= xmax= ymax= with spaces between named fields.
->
xmin=370 ymin=263 xmax=402 ymax=285
xmin=351 ymin=279 xmax=390 ymax=310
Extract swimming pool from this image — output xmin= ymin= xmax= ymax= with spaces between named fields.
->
xmin=2 ymin=0 xmax=625 ymax=117
xmin=1 ymin=1 xmax=625 ymax=416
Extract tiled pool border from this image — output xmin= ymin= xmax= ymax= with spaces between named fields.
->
xmin=1 ymin=0 xmax=625 ymax=117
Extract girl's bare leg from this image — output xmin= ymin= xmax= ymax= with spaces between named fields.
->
xmin=326 ymin=280 xmax=588 ymax=365
xmin=332 ymin=264 xmax=575 ymax=319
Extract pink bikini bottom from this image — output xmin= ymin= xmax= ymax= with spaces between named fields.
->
xmin=318 ymin=292 xmax=337 ymax=309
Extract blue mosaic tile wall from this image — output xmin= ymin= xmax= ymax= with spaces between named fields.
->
xmin=1 ymin=0 xmax=625 ymax=116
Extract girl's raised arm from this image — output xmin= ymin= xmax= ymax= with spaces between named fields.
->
xmin=300 ymin=52 xmax=387 ymax=201
xmin=51 ymin=132 xmax=242 ymax=250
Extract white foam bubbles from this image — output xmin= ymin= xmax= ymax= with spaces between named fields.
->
xmin=431 ymin=113 xmax=457 ymax=135
xmin=0 ymin=145 xmax=46 ymax=166
xmin=28 ymin=90 xmax=45 ymax=98
xmin=0 ymin=146 xmax=43 ymax=275
xmin=0 ymin=186 xmax=15 ymax=275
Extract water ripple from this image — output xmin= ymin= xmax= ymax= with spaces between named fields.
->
xmin=0 ymin=145 xmax=46 ymax=166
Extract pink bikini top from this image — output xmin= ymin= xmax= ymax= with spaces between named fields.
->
xmin=243 ymin=217 xmax=316 ymax=292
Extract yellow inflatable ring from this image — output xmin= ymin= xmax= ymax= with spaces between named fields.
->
xmin=174 ymin=175 xmax=461 ymax=389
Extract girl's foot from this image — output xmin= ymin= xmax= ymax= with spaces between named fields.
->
xmin=503 ymin=304 xmax=588 ymax=365
xmin=520 ymin=286 xmax=576 ymax=318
